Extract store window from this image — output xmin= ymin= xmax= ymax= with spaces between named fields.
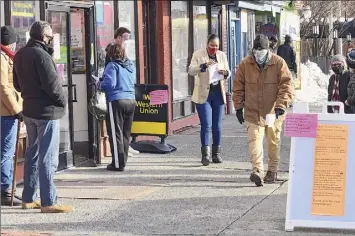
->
xmin=1 ymin=1 xmax=5 ymax=26
xmin=193 ymin=1 xmax=208 ymax=51
xmin=211 ymin=6 xmax=222 ymax=48
xmin=118 ymin=1 xmax=137 ymax=77
xmin=171 ymin=1 xmax=189 ymax=100
xmin=10 ymin=1 xmax=37 ymax=51
xmin=96 ymin=1 xmax=114 ymax=76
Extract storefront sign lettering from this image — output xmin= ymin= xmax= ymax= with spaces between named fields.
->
xmin=136 ymin=94 xmax=163 ymax=115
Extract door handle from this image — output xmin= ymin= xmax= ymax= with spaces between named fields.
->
xmin=72 ymin=84 xmax=78 ymax=102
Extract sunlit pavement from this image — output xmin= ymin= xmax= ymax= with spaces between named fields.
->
xmin=2 ymin=110 xmax=353 ymax=235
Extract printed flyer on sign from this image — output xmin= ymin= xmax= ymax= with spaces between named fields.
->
xmin=311 ymin=124 xmax=348 ymax=216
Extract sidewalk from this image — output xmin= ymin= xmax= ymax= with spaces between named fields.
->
xmin=1 ymin=115 xmax=353 ymax=236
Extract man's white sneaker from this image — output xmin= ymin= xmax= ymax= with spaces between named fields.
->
xmin=129 ymin=146 xmax=140 ymax=154
xmin=128 ymin=152 xmax=134 ymax=157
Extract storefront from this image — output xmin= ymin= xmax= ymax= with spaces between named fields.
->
xmin=1 ymin=0 xmax=229 ymax=176
xmin=1 ymin=1 xmax=139 ymax=178
xmin=169 ymin=0 xmax=227 ymax=126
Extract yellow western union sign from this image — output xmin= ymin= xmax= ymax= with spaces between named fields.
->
xmin=12 ymin=12 xmax=34 ymax=17
xmin=11 ymin=1 xmax=35 ymax=18
xmin=131 ymin=122 xmax=166 ymax=136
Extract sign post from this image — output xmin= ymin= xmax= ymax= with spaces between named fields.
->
xmin=130 ymin=84 xmax=176 ymax=154
xmin=285 ymin=102 xmax=355 ymax=232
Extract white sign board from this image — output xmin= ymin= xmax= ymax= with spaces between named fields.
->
xmin=285 ymin=102 xmax=355 ymax=232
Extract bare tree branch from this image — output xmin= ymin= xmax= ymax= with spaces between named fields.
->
xmin=299 ymin=1 xmax=355 ymax=56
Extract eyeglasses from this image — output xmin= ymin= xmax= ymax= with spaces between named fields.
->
xmin=45 ymin=34 xmax=54 ymax=41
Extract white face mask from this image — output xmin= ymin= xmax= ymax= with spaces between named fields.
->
xmin=123 ymin=40 xmax=136 ymax=61
xmin=254 ymin=49 xmax=268 ymax=64
xmin=9 ymin=43 xmax=17 ymax=52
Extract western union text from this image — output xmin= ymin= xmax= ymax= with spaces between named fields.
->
xmin=136 ymin=101 xmax=162 ymax=115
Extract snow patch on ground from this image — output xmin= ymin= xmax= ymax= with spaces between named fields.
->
xmin=296 ymin=60 xmax=331 ymax=105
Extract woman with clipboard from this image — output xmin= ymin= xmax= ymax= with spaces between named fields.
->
xmin=188 ymin=34 xmax=231 ymax=166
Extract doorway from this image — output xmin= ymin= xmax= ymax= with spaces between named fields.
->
xmin=227 ymin=18 xmax=241 ymax=92
xmin=142 ymin=0 xmax=158 ymax=84
xmin=45 ymin=2 xmax=99 ymax=169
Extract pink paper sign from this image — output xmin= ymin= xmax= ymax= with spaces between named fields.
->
xmin=57 ymin=64 xmax=65 ymax=81
xmin=284 ymin=113 xmax=318 ymax=138
xmin=149 ymin=90 xmax=168 ymax=105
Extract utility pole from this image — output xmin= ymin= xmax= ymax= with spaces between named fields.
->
xmin=328 ymin=4 xmax=333 ymax=55
xmin=336 ymin=1 xmax=342 ymax=55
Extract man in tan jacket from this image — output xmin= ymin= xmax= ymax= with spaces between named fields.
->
xmin=1 ymin=26 xmax=23 ymax=205
xmin=232 ymin=34 xmax=294 ymax=187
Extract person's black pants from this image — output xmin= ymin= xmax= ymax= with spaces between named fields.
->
xmin=106 ymin=99 xmax=136 ymax=168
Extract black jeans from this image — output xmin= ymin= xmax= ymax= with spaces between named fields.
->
xmin=106 ymin=99 xmax=136 ymax=168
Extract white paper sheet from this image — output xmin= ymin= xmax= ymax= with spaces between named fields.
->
xmin=25 ymin=31 xmax=30 ymax=43
xmin=53 ymin=33 xmax=61 ymax=60
xmin=209 ymin=64 xmax=224 ymax=84
xmin=266 ymin=114 xmax=276 ymax=127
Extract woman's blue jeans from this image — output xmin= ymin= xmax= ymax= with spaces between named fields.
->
xmin=1 ymin=116 xmax=18 ymax=192
xmin=195 ymin=86 xmax=225 ymax=146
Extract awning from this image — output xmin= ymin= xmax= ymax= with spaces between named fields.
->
xmin=236 ymin=1 xmax=281 ymax=13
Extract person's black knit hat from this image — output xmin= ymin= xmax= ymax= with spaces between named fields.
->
xmin=1 ymin=26 xmax=17 ymax=46
xmin=253 ymin=34 xmax=269 ymax=50
xmin=285 ymin=34 xmax=292 ymax=43
xmin=269 ymin=35 xmax=278 ymax=42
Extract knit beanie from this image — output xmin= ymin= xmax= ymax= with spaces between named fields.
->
xmin=331 ymin=54 xmax=346 ymax=65
xmin=285 ymin=35 xmax=292 ymax=43
xmin=1 ymin=26 xmax=17 ymax=46
xmin=347 ymin=48 xmax=355 ymax=67
xmin=253 ymin=34 xmax=269 ymax=50
xmin=269 ymin=35 xmax=278 ymax=42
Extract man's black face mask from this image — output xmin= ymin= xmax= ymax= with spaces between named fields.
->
xmin=332 ymin=66 xmax=344 ymax=75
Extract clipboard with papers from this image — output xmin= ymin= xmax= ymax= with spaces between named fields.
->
xmin=208 ymin=63 xmax=224 ymax=84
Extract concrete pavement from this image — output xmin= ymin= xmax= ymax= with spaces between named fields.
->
xmin=1 ymin=113 xmax=354 ymax=236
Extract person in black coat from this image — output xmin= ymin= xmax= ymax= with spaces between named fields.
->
xmin=277 ymin=35 xmax=297 ymax=78
xmin=345 ymin=48 xmax=355 ymax=113
xmin=269 ymin=35 xmax=278 ymax=53
xmin=13 ymin=21 xmax=72 ymax=213
xmin=327 ymin=54 xmax=352 ymax=114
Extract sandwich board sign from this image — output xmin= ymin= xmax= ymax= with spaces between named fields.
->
xmin=130 ymin=84 xmax=176 ymax=154
xmin=285 ymin=102 xmax=355 ymax=232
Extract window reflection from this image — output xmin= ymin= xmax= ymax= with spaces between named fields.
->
xmin=47 ymin=11 xmax=71 ymax=153
xmin=118 ymin=1 xmax=137 ymax=80
xmin=193 ymin=1 xmax=208 ymax=51
xmin=171 ymin=1 xmax=189 ymax=100
xmin=96 ymin=1 xmax=114 ymax=76
xmin=10 ymin=1 xmax=36 ymax=51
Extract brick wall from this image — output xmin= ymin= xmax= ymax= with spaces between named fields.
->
xmin=156 ymin=1 xmax=175 ymax=132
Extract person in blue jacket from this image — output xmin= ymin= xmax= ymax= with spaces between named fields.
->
xmin=100 ymin=44 xmax=136 ymax=171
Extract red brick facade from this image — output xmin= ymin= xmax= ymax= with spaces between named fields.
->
xmin=156 ymin=1 xmax=173 ymax=125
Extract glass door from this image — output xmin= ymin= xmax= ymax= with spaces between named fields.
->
xmin=46 ymin=6 xmax=74 ymax=170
